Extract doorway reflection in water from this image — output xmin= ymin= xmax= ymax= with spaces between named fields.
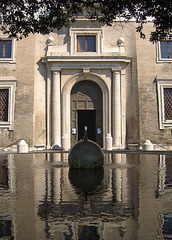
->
xmin=0 ymin=153 xmax=172 ymax=239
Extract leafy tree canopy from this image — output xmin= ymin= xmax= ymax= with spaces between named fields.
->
xmin=0 ymin=0 xmax=171 ymax=42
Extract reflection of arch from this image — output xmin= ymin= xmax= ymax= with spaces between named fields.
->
xmin=62 ymin=72 xmax=110 ymax=149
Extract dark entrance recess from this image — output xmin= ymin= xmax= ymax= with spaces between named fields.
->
xmin=78 ymin=110 xmax=96 ymax=142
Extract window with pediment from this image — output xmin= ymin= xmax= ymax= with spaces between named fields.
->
xmin=69 ymin=27 xmax=102 ymax=54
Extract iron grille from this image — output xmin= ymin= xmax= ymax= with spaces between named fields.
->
xmin=0 ymin=89 xmax=8 ymax=121
xmin=164 ymin=88 xmax=172 ymax=120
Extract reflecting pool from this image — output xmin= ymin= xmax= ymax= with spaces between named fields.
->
xmin=0 ymin=152 xmax=172 ymax=239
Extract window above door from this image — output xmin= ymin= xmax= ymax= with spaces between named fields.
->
xmin=69 ymin=27 xmax=102 ymax=55
xmin=77 ymin=36 xmax=96 ymax=52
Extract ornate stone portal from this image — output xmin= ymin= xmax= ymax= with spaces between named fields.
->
xmin=42 ymin=30 xmax=130 ymax=150
xmin=42 ymin=60 xmax=130 ymax=150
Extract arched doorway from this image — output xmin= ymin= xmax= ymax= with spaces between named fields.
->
xmin=71 ymin=80 xmax=103 ymax=147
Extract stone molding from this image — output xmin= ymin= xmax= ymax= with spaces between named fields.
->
xmin=156 ymin=75 xmax=172 ymax=129
xmin=0 ymin=76 xmax=17 ymax=130
xmin=61 ymin=72 xmax=110 ymax=149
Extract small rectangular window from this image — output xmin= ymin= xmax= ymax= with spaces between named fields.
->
xmin=77 ymin=36 xmax=96 ymax=52
xmin=160 ymin=41 xmax=172 ymax=59
xmin=0 ymin=40 xmax=12 ymax=58
xmin=0 ymin=89 xmax=9 ymax=122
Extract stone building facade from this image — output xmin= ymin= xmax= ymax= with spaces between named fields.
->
xmin=0 ymin=19 xmax=172 ymax=150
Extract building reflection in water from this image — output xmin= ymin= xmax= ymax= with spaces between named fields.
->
xmin=0 ymin=153 xmax=172 ymax=239
xmin=0 ymin=154 xmax=16 ymax=239
xmin=156 ymin=155 xmax=172 ymax=239
xmin=37 ymin=153 xmax=140 ymax=239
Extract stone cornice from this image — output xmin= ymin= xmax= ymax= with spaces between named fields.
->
xmin=42 ymin=55 xmax=131 ymax=67
xmin=0 ymin=76 xmax=17 ymax=81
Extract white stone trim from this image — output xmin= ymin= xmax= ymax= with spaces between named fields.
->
xmin=61 ymin=72 xmax=110 ymax=150
xmin=156 ymin=41 xmax=172 ymax=63
xmin=0 ymin=36 xmax=16 ymax=63
xmin=43 ymin=56 xmax=131 ymax=64
xmin=156 ymin=75 xmax=172 ymax=129
xmin=0 ymin=76 xmax=17 ymax=130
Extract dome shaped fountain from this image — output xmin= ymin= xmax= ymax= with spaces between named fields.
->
xmin=68 ymin=126 xmax=104 ymax=168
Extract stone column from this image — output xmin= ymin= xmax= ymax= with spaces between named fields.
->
xmin=46 ymin=65 xmax=51 ymax=149
xmin=51 ymin=69 xmax=61 ymax=149
xmin=121 ymin=70 xmax=126 ymax=148
xmin=112 ymin=70 xmax=121 ymax=148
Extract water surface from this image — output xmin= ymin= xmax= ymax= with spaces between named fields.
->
xmin=0 ymin=153 xmax=172 ymax=239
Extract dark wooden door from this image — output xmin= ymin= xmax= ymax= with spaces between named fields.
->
xmin=71 ymin=81 xmax=103 ymax=147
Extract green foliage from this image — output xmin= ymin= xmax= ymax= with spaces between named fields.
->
xmin=0 ymin=0 xmax=171 ymax=41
